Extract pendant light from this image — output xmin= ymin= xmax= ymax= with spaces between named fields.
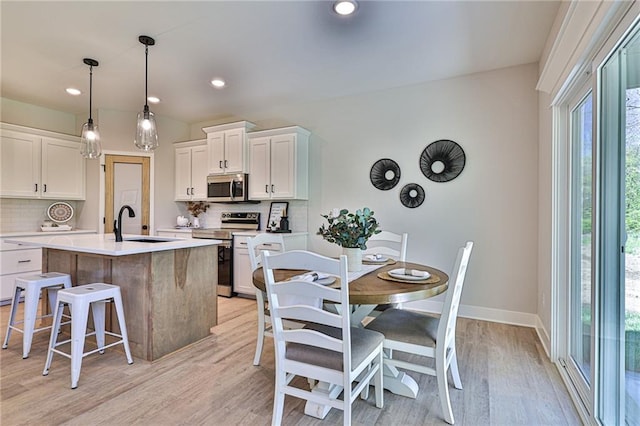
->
xmin=134 ymin=35 xmax=158 ymax=151
xmin=80 ymin=58 xmax=102 ymax=159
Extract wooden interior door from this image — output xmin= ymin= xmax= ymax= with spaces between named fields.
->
xmin=105 ymin=155 xmax=150 ymax=235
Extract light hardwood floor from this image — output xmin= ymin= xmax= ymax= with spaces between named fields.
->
xmin=0 ymin=296 xmax=581 ymax=425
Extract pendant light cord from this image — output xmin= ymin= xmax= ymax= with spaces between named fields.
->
xmin=88 ymin=65 xmax=93 ymax=122
xmin=144 ymin=44 xmax=149 ymax=110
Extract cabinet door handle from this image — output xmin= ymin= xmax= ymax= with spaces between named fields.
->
xmin=219 ymin=160 xmax=223 ymax=169
xmin=265 ymin=185 xmax=269 ymax=193
xmin=35 ymin=183 xmax=38 ymax=192
xmin=271 ymin=184 xmax=274 ymax=193
xmin=187 ymin=188 xmax=190 ymax=196
xmin=190 ymin=187 xmax=194 ymax=195
xmin=224 ymin=160 xmax=228 ymax=168
xmin=43 ymin=184 xmax=47 ymax=192
xmin=18 ymin=259 xmax=32 ymax=263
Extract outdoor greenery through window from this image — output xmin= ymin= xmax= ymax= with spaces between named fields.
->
xmin=624 ymin=84 xmax=639 ymax=424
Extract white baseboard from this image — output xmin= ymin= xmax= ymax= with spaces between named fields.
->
xmin=535 ymin=316 xmax=551 ymax=358
xmin=403 ymin=301 xmax=553 ymax=360
xmin=405 ymin=299 xmax=540 ymax=327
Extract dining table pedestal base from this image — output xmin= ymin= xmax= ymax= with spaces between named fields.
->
xmin=304 ymin=382 xmax=344 ymax=419
xmin=382 ymin=362 xmax=419 ymax=398
xmin=303 ymin=356 xmax=419 ymax=420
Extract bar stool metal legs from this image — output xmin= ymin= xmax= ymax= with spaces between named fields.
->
xmin=2 ymin=272 xmax=72 ymax=358
xmin=43 ymin=283 xmax=133 ymax=389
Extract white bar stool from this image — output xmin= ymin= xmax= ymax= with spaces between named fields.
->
xmin=43 ymin=283 xmax=134 ymax=389
xmin=2 ymin=272 xmax=72 ymax=359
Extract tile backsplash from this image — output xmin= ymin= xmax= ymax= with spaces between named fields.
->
xmin=0 ymin=199 xmax=79 ymax=233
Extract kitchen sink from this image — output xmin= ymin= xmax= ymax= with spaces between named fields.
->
xmin=124 ymin=238 xmax=176 ymax=243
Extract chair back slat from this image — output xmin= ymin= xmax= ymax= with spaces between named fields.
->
xmin=364 ymin=230 xmax=408 ymax=261
xmin=247 ymin=234 xmax=286 ymax=270
xmin=283 ymin=329 xmax=343 ymax=352
xmin=277 ymin=305 xmax=342 ymax=328
xmin=437 ymin=241 xmax=473 ymax=351
xmin=271 ymin=280 xmax=340 ymax=303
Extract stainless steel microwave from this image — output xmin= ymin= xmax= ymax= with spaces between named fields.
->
xmin=207 ymin=174 xmax=250 ymax=202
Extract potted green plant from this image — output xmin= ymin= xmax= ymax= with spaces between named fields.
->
xmin=317 ymin=207 xmax=380 ymax=271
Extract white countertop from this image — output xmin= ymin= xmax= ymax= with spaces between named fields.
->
xmin=5 ymin=233 xmax=221 ymax=256
xmin=0 ymin=229 xmax=97 ymax=238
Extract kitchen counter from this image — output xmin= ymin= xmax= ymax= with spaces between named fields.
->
xmin=0 ymin=229 xmax=97 ymax=238
xmin=7 ymin=233 xmax=220 ymax=361
xmin=5 ymin=233 xmax=221 ymax=256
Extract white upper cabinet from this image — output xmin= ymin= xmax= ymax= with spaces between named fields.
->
xmin=174 ymin=140 xmax=208 ymax=201
xmin=0 ymin=124 xmax=85 ymax=200
xmin=203 ymin=121 xmax=256 ymax=174
xmin=248 ymin=126 xmax=310 ymax=200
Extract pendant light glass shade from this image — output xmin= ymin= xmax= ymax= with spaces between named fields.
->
xmin=134 ymin=106 xmax=158 ymax=151
xmin=80 ymin=119 xmax=101 ymax=159
xmin=80 ymin=58 xmax=101 ymax=159
xmin=134 ymin=35 xmax=159 ymax=151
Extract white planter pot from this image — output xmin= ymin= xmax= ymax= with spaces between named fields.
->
xmin=343 ymin=247 xmax=362 ymax=272
xmin=192 ymin=217 xmax=200 ymax=228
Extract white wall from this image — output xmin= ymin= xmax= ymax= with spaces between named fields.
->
xmin=0 ymin=98 xmax=76 ymax=134
xmin=194 ymin=63 xmax=541 ymax=317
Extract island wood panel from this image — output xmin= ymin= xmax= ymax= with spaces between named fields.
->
xmin=41 ymin=245 xmax=217 ymax=361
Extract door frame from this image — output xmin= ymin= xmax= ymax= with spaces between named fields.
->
xmin=99 ymin=150 xmax=154 ymax=235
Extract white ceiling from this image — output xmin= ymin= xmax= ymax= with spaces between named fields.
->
xmin=1 ymin=1 xmax=560 ymax=124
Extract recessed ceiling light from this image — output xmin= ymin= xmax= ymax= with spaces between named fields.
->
xmin=333 ymin=0 xmax=357 ymax=16
xmin=147 ymin=96 xmax=160 ymax=104
xmin=66 ymin=87 xmax=82 ymax=96
xmin=211 ymin=78 xmax=226 ymax=88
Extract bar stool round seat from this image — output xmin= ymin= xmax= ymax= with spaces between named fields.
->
xmin=43 ymin=283 xmax=133 ymax=389
xmin=2 ymin=272 xmax=72 ymax=358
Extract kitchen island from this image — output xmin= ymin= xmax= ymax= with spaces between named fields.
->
xmin=6 ymin=234 xmax=221 ymax=361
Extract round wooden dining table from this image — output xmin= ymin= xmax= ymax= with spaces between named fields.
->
xmin=251 ymin=260 xmax=450 ymax=306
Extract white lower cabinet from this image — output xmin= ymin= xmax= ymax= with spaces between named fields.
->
xmin=233 ymin=233 xmax=307 ymax=296
xmin=0 ymin=243 xmax=42 ymax=303
xmin=156 ymin=229 xmax=193 ymax=238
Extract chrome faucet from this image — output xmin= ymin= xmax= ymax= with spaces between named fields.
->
xmin=114 ymin=205 xmax=136 ymax=242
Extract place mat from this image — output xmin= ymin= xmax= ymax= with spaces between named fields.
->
xmin=362 ymin=258 xmax=397 ymax=266
xmin=377 ymin=271 xmax=441 ymax=284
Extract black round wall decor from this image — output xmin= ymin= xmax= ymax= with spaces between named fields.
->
xmin=399 ymin=183 xmax=425 ymax=208
xmin=420 ymin=139 xmax=466 ymax=183
xmin=370 ymin=158 xmax=401 ymax=190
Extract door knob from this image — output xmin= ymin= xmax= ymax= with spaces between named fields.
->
xmin=142 ymin=225 xmax=148 ymax=230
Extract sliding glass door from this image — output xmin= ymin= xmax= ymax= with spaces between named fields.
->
xmin=599 ymin=26 xmax=639 ymax=426
xmin=562 ymin=20 xmax=639 ymax=425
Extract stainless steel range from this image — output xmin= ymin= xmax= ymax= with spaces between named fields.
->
xmin=191 ymin=212 xmax=260 ymax=297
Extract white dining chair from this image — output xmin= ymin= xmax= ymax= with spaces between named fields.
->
xmin=364 ymin=230 xmax=408 ymax=314
xmin=247 ymin=233 xmax=286 ymax=366
xmin=365 ymin=241 xmax=474 ymax=425
xmin=262 ymin=250 xmax=384 ymax=426
xmin=364 ymin=230 xmax=408 ymax=262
